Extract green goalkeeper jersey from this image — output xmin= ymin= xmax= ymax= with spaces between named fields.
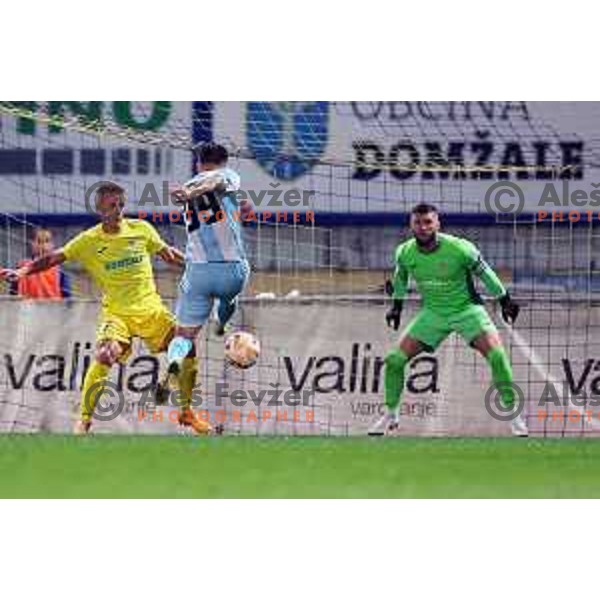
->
xmin=392 ymin=233 xmax=506 ymax=315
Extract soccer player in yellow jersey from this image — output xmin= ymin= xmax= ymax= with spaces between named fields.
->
xmin=0 ymin=183 xmax=212 ymax=436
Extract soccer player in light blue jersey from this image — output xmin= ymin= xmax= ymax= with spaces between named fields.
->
xmin=160 ymin=142 xmax=250 ymax=422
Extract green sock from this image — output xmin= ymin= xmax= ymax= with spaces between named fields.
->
xmin=384 ymin=348 xmax=409 ymax=416
xmin=486 ymin=346 xmax=515 ymax=407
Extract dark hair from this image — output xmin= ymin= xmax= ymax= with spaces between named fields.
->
xmin=411 ymin=203 xmax=438 ymax=215
xmin=194 ymin=142 xmax=229 ymax=166
xmin=95 ymin=182 xmax=126 ymax=208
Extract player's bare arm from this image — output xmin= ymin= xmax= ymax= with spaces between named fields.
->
xmin=186 ymin=174 xmax=226 ymax=200
xmin=0 ymin=250 xmax=67 ymax=281
xmin=157 ymin=246 xmax=185 ymax=266
xmin=169 ymin=175 xmax=225 ymax=205
xmin=169 ymin=183 xmax=189 ymax=205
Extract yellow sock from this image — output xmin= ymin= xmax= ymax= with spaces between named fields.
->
xmin=81 ymin=361 xmax=110 ymax=422
xmin=178 ymin=357 xmax=198 ymax=411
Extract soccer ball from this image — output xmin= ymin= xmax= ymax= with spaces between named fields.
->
xmin=224 ymin=331 xmax=260 ymax=370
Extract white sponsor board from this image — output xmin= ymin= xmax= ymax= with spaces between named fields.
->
xmin=218 ymin=101 xmax=600 ymax=215
xmin=3 ymin=102 xmax=600 ymax=216
xmin=2 ymin=298 xmax=598 ymax=436
xmin=0 ymin=101 xmax=192 ymax=214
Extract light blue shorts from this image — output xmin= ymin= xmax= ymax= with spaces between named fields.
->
xmin=176 ymin=260 xmax=250 ymax=327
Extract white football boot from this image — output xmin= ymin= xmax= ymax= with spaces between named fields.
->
xmin=368 ymin=412 xmax=399 ymax=436
xmin=510 ymin=405 xmax=529 ymax=437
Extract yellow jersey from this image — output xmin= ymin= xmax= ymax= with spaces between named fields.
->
xmin=62 ymin=219 xmax=167 ymax=316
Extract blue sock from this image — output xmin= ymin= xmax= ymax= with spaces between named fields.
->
xmin=168 ymin=337 xmax=193 ymax=366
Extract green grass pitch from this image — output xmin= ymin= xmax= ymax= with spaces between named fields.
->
xmin=0 ymin=436 xmax=599 ymax=498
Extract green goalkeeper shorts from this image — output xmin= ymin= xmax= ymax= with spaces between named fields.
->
xmin=403 ymin=304 xmax=498 ymax=351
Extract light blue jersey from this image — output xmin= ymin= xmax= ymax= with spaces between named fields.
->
xmin=175 ymin=166 xmax=249 ymax=327
xmin=182 ymin=167 xmax=246 ymax=264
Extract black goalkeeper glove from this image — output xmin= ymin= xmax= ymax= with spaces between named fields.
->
xmin=384 ymin=279 xmax=394 ymax=297
xmin=499 ymin=293 xmax=520 ymax=325
xmin=386 ymin=299 xmax=403 ymax=331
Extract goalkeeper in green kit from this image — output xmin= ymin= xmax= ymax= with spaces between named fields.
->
xmin=369 ymin=203 xmax=528 ymax=437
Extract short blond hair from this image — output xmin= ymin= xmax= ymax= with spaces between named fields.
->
xmin=95 ymin=182 xmax=126 ymax=209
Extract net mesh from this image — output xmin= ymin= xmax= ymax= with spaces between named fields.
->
xmin=1 ymin=101 xmax=599 ymax=436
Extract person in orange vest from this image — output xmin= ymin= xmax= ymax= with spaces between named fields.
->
xmin=9 ymin=228 xmax=71 ymax=299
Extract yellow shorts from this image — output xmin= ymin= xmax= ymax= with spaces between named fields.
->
xmin=96 ymin=304 xmax=176 ymax=362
